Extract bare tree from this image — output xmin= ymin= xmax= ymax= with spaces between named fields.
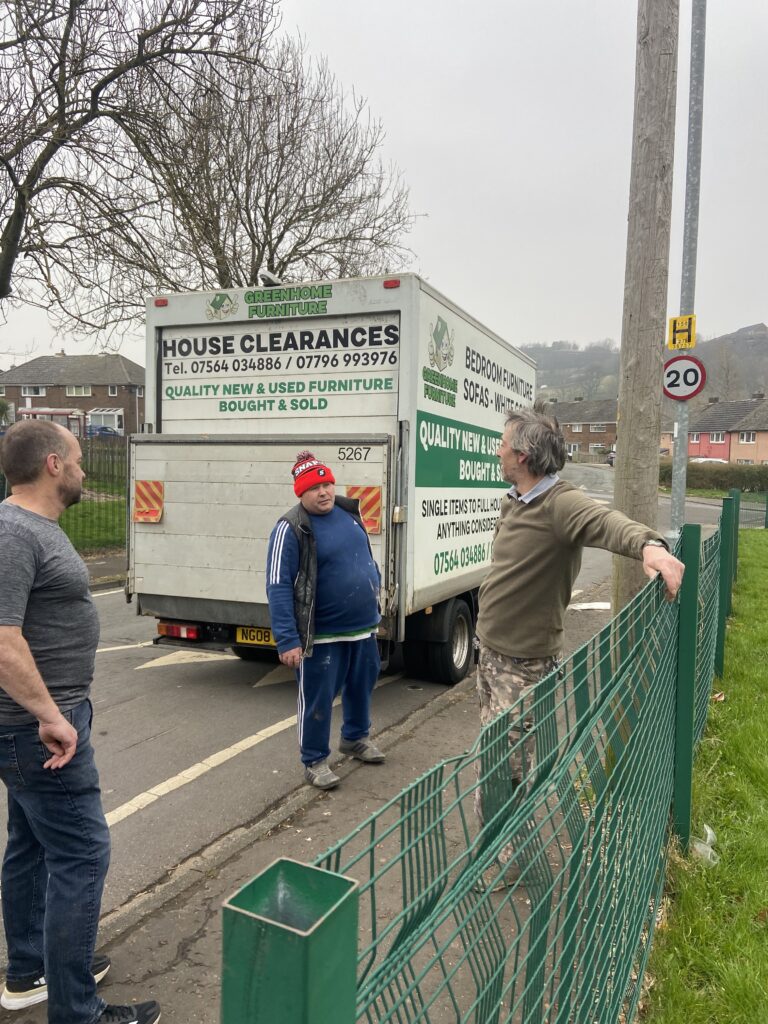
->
xmin=83 ymin=35 xmax=412 ymax=317
xmin=714 ymin=345 xmax=743 ymax=401
xmin=0 ymin=0 xmax=278 ymax=322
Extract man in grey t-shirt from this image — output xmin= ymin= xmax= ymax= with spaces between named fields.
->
xmin=0 ymin=421 xmax=160 ymax=1024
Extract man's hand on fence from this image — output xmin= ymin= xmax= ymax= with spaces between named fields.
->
xmin=642 ymin=545 xmax=685 ymax=601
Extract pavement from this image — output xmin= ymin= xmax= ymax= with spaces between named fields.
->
xmin=84 ymin=550 xmax=128 ymax=589
xmin=9 ymin=565 xmax=614 ymax=1024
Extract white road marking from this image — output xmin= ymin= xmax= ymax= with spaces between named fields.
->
xmin=568 ymin=602 xmax=612 ymax=611
xmin=105 ymin=713 xmax=299 ymax=827
xmin=92 ymin=589 xmax=125 ymax=598
xmin=105 ymin=671 xmax=405 ymax=828
xmin=97 ymin=641 xmax=154 ymax=654
xmin=571 ymin=589 xmax=583 ymax=598
xmin=136 ymin=649 xmax=237 ymax=670
xmin=253 ymin=666 xmax=295 ymax=688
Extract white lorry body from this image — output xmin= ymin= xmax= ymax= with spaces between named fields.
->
xmin=128 ymin=274 xmax=535 ymax=681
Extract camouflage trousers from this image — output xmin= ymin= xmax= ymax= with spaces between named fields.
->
xmin=474 ymin=644 xmax=561 ymax=841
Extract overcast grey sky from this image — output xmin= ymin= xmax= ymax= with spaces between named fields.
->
xmin=1 ymin=0 xmax=765 ymax=368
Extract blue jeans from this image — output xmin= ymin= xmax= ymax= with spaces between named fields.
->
xmin=0 ymin=699 xmax=111 ymax=1024
xmin=296 ymin=635 xmax=381 ymax=765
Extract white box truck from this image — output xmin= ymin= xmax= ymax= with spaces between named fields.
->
xmin=127 ymin=274 xmax=535 ymax=682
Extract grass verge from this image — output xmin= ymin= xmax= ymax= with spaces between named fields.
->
xmin=643 ymin=530 xmax=768 ymax=1022
xmin=61 ymin=498 xmax=126 ymax=552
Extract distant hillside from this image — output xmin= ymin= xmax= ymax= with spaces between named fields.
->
xmin=527 ymin=323 xmax=768 ymax=405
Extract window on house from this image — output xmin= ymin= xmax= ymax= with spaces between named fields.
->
xmin=571 ymin=423 xmax=582 ymax=432
xmin=589 ymin=443 xmax=604 ymax=452
xmin=568 ymin=443 xmax=580 ymax=454
xmin=710 ymin=432 xmax=724 ymax=444
xmin=137 ymin=386 xmax=144 ymax=398
xmin=108 ymin=385 xmax=118 ymax=397
xmin=65 ymin=385 xmax=92 ymax=397
xmin=21 ymin=386 xmax=46 ymax=397
xmin=0 ymin=386 xmax=4 ymax=396
xmin=739 ymin=432 xmax=756 ymax=444
xmin=590 ymin=423 xmax=606 ymax=432
xmin=736 ymin=459 xmax=754 ymax=465
xmin=689 ymin=432 xmax=700 ymax=442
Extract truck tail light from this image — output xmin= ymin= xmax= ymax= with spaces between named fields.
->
xmin=158 ymin=622 xmax=200 ymax=640
xmin=154 ymin=297 xmax=169 ymax=307
xmin=383 ymin=279 xmax=400 ymax=289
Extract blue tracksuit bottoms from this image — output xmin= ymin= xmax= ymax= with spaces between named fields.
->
xmin=296 ymin=635 xmax=380 ymax=766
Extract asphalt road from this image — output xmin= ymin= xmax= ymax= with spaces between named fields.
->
xmin=0 ymin=475 xmax=723 ymax=946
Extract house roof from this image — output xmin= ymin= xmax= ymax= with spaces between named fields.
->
xmin=689 ymin=399 xmax=766 ymax=432
xmin=0 ymin=353 xmax=144 ymax=386
xmin=728 ymin=399 xmax=768 ymax=432
xmin=549 ymin=399 xmax=618 ymax=424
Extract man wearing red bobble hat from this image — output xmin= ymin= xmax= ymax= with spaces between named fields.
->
xmin=266 ymin=451 xmax=385 ymax=789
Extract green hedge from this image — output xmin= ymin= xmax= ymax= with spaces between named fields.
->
xmin=658 ymin=459 xmax=768 ymax=492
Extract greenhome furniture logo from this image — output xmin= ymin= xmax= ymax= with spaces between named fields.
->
xmin=206 ymin=293 xmax=239 ymax=321
xmin=423 ymin=315 xmax=458 ymax=408
xmin=429 ymin=315 xmax=454 ymax=371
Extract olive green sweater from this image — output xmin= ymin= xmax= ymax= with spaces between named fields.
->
xmin=476 ymin=480 xmax=664 ymax=658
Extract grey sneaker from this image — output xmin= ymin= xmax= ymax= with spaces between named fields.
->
xmin=304 ymin=760 xmax=341 ymax=789
xmin=339 ymin=738 xmax=386 ymax=763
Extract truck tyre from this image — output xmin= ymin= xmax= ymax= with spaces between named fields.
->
xmin=427 ymin=599 xmax=473 ymax=685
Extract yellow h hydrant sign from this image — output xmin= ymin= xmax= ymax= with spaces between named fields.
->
xmin=668 ymin=314 xmax=696 ymax=350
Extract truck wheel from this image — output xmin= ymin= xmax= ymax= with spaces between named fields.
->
xmin=428 ymin=600 xmax=473 ymax=685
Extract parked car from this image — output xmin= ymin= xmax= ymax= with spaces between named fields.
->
xmin=690 ymin=457 xmax=728 ymax=464
xmin=605 ymin=451 xmax=615 ymax=466
xmin=85 ymin=425 xmax=122 ymax=439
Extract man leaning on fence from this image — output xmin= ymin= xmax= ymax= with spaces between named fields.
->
xmin=0 ymin=421 xmax=161 ymax=1024
xmin=474 ymin=405 xmax=685 ymax=866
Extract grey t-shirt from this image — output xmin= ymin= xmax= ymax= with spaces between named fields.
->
xmin=0 ymin=501 xmax=100 ymax=724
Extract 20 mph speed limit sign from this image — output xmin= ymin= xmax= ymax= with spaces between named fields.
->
xmin=663 ymin=354 xmax=706 ymax=401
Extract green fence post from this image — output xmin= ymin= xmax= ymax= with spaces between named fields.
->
xmin=673 ymin=523 xmax=701 ymax=852
xmin=729 ymin=488 xmax=741 ymax=580
xmin=221 ymin=858 xmax=358 ymax=1024
xmin=715 ymin=497 xmax=734 ymax=677
xmin=764 ymin=493 xmax=768 ymax=530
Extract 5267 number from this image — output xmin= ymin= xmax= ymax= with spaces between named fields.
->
xmin=338 ymin=446 xmax=371 ymax=461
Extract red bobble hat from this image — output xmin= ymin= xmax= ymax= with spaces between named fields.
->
xmin=291 ymin=450 xmax=336 ymax=497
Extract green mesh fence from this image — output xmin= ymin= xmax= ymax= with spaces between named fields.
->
xmin=313 ymin=528 xmax=724 ymax=1024
xmin=59 ymin=437 xmax=127 ymax=553
xmin=695 ymin=524 xmax=721 ymax=743
xmin=739 ymin=496 xmax=768 ymax=529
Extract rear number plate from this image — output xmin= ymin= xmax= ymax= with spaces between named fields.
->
xmin=235 ymin=626 xmax=276 ymax=647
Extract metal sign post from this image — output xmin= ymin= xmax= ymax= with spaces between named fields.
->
xmin=670 ymin=0 xmax=707 ymax=535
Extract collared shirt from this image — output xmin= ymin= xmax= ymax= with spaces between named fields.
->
xmin=509 ymin=473 xmax=560 ymax=505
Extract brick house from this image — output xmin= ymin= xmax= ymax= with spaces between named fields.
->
xmin=688 ymin=394 xmax=768 ymax=463
xmin=0 ymin=351 xmax=145 ymax=436
xmin=549 ymin=398 xmax=618 ymax=459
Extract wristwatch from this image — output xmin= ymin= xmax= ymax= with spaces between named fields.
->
xmin=643 ymin=539 xmax=667 ymax=550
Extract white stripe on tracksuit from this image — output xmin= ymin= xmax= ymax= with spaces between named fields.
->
xmin=269 ymin=520 xmax=291 ymax=585
xmin=297 ymin=658 xmax=305 ymax=748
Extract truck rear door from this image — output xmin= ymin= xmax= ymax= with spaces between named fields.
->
xmin=127 ymin=434 xmax=394 ymax=637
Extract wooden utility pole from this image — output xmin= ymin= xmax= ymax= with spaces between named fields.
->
xmin=613 ymin=0 xmax=680 ymax=612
